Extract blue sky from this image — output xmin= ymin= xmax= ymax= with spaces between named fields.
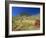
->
xmin=12 ymin=7 xmax=40 ymax=16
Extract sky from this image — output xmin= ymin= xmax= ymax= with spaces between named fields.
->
xmin=12 ymin=7 xmax=40 ymax=16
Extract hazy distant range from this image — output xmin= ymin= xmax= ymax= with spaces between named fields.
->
xmin=12 ymin=7 xmax=40 ymax=16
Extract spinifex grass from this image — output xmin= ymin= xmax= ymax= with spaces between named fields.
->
xmin=12 ymin=15 xmax=40 ymax=31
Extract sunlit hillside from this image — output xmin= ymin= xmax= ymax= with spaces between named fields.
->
xmin=12 ymin=14 xmax=40 ymax=31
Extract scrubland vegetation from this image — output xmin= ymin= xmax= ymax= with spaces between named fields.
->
xmin=12 ymin=14 xmax=40 ymax=31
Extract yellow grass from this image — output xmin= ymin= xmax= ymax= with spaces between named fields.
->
xmin=12 ymin=16 xmax=40 ymax=31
